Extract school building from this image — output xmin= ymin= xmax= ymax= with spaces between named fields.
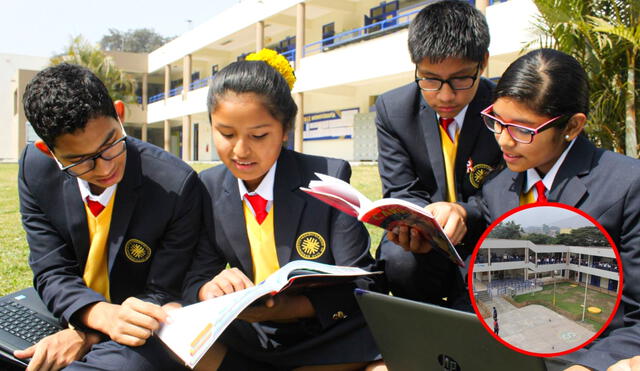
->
xmin=3 ymin=0 xmax=540 ymax=162
xmin=473 ymin=239 xmax=620 ymax=293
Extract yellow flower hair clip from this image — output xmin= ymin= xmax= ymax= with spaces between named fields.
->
xmin=246 ymin=48 xmax=296 ymax=90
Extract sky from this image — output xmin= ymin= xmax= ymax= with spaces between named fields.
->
xmin=0 ymin=0 xmax=239 ymax=57
xmin=503 ymin=206 xmax=593 ymax=229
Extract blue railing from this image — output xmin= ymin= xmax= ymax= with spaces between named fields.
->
xmin=189 ymin=76 xmax=212 ymax=90
xmin=169 ymin=86 xmax=183 ymax=97
xmin=304 ymin=6 xmax=420 ymax=57
xmin=281 ymin=49 xmax=295 ymax=62
xmin=148 ymin=93 xmax=165 ymax=103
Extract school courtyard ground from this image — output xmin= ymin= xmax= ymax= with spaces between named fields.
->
xmin=478 ymin=282 xmax=617 ymax=354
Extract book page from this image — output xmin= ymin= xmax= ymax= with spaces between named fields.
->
xmin=157 ymin=284 xmax=273 ymax=368
xmin=309 ymin=173 xmax=372 ymax=209
xmin=156 ymin=261 xmax=375 ymax=368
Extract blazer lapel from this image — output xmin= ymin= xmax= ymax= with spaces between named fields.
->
xmin=107 ymin=143 xmax=141 ymax=271
xmin=217 ymin=170 xmax=254 ymax=279
xmin=274 ymin=150 xmax=306 ymax=266
xmin=63 ymin=176 xmax=90 ymax=271
xmin=494 ymin=170 xmax=524 ymax=217
xmin=549 ymin=136 xmax=593 ymax=207
xmin=420 ymin=103 xmax=447 ymax=201
xmin=455 ymin=107 xmax=483 ymax=194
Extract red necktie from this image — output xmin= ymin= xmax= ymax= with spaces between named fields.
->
xmin=245 ymin=194 xmax=268 ymax=224
xmin=440 ymin=117 xmax=455 ymax=141
xmin=535 ymin=181 xmax=548 ymax=203
xmin=86 ymin=197 xmax=105 ymax=217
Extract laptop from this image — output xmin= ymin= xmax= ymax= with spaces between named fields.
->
xmin=355 ymin=289 xmax=547 ymax=371
xmin=0 ymin=288 xmax=62 ymax=368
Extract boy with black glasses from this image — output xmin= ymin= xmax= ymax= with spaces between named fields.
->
xmin=375 ymin=0 xmax=502 ymax=309
xmin=15 ymin=63 xmax=200 ymax=370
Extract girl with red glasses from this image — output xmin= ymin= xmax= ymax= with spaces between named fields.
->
xmin=447 ymin=48 xmax=640 ymax=371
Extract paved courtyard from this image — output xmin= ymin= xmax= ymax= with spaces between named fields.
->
xmin=482 ymin=297 xmax=596 ymax=354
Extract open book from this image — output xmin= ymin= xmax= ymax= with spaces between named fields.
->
xmin=157 ymin=260 xmax=377 ymax=368
xmin=300 ymin=173 xmax=463 ymax=267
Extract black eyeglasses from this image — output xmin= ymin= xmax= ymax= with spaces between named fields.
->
xmin=60 ymin=136 xmax=127 ymax=177
xmin=415 ymin=63 xmax=481 ymax=91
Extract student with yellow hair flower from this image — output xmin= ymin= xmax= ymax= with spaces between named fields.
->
xmin=182 ymin=50 xmax=382 ymax=369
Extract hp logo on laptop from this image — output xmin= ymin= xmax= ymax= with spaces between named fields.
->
xmin=438 ymin=354 xmax=461 ymax=371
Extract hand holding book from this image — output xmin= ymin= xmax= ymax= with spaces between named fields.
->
xmin=300 ymin=173 xmax=465 ymax=267
xmin=157 ymin=260 xmax=379 ymax=368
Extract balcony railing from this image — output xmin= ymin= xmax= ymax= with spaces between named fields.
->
xmin=303 ymin=8 xmax=420 ymax=57
xmin=148 ymin=93 xmax=165 ymax=104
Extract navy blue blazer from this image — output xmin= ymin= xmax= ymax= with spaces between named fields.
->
xmin=18 ymin=137 xmax=202 ymax=327
xmin=183 ymin=148 xmax=379 ymax=330
xmin=375 ymin=78 xmax=502 ymax=253
xmin=376 ymin=78 xmax=501 ymax=206
xmin=469 ymin=135 xmax=640 ymax=369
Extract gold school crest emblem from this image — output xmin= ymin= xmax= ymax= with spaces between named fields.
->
xmin=124 ymin=239 xmax=152 ymax=263
xmin=296 ymin=232 xmax=326 ymax=260
xmin=466 ymin=158 xmax=493 ymax=189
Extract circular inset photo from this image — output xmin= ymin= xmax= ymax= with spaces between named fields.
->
xmin=468 ymin=203 xmax=623 ymax=357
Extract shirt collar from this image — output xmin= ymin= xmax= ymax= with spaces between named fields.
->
xmin=436 ymin=105 xmax=469 ymax=138
xmin=525 ymin=138 xmax=577 ymax=193
xmin=237 ymin=161 xmax=277 ymax=202
xmin=77 ymin=178 xmax=117 ymax=206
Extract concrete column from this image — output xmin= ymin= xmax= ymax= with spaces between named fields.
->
xmin=293 ymin=3 xmax=306 ymax=152
xmin=164 ymin=65 xmax=171 ymax=102
xmin=256 ymin=21 xmax=264 ymax=51
xmin=182 ymin=115 xmax=191 ymax=161
xmin=476 ymin=0 xmax=490 ymax=77
xmin=164 ymin=119 xmax=170 ymax=151
xmin=294 ymin=93 xmax=304 ymax=152
xmin=141 ymin=73 xmax=148 ymax=142
xmin=183 ymin=54 xmax=192 ymax=99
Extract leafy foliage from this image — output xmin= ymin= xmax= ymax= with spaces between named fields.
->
xmin=100 ymin=28 xmax=173 ymax=53
xmin=50 ymin=36 xmax=137 ymax=104
xmin=530 ymin=0 xmax=639 ymax=157
xmin=488 ymin=221 xmax=524 ymax=239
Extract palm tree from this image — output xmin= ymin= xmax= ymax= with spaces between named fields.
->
xmin=589 ymin=0 xmax=640 ymax=158
xmin=530 ymin=0 xmax=639 ymax=157
xmin=50 ymin=36 xmax=137 ymax=104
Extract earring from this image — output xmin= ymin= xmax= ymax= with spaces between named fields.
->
xmin=564 ymin=135 xmax=570 ymax=141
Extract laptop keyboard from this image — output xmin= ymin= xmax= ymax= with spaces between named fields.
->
xmin=0 ymin=301 xmax=59 ymax=344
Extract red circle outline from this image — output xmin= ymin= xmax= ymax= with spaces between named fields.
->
xmin=467 ymin=202 xmax=624 ymax=358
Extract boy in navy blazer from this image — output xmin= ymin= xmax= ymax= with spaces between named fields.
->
xmin=375 ymin=0 xmax=502 ymax=307
xmin=15 ymin=63 xmax=200 ymax=370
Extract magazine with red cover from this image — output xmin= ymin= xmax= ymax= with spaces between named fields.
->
xmin=300 ymin=173 xmax=464 ymax=267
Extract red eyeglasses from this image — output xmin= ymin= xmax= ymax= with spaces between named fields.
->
xmin=480 ymin=104 xmax=568 ymax=144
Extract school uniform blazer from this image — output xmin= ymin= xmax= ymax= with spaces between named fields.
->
xmin=183 ymin=148 xmax=378 ymax=329
xmin=375 ymin=78 xmax=502 ymax=252
xmin=469 ymin=135 xmax=640 ymax=370
xmin=18 ymin=137 xmax=201 ymax=327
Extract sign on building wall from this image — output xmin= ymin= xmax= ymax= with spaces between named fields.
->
xmin=303 ymin=108 xmax=358 ymax=141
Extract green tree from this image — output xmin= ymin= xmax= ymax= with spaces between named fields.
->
xmin=100 ymin=28 xmax=173 ymax=53
xmin=488 ymin=221 xmax=524 ymax=239
xmin=531 ymin=0 xmax=639 ymax=157
xmin=528 ymin=233 xmax=554 ymax=244
xmin=51 ymin=36 xmax=136 ymax=103
xmin=569 ymin=226 xmax=609 ymax=246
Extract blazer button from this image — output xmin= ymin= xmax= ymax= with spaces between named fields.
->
xmin=332 ymin=311 xmax=347 ymax=320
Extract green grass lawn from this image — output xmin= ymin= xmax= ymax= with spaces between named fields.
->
xmin=0 ymin=162 xmax=382 ymax=295
xmin=512 ymin=282 xmax=617 ymax=330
